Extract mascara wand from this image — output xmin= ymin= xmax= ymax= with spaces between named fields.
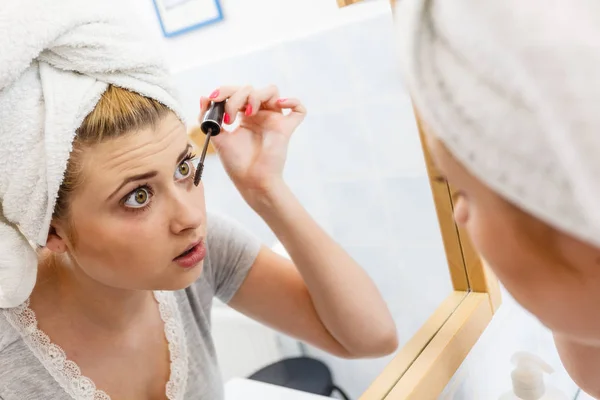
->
xmin=194 ymin=101 xmax=225 ymax=186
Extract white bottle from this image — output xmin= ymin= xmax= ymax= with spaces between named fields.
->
xmin=498 ymin=352 xmax=570 ymax=400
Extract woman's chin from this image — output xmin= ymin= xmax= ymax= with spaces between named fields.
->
xmin=155 ymin=261 xmax=204 ymax=291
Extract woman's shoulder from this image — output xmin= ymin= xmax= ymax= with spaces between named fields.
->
xmin=206 ymin=211 xmax=244 ymax=238
xmin=205 ymin=211 xmax=261 ymax=257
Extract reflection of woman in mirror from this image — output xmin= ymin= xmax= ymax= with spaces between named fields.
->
xmin=0 ymin=2 xmax=397 ymax=399
xmin=398 ymin=0 xmax=600 ymax=396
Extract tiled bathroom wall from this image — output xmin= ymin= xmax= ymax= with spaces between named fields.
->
xmin=173 ymin=10 xmax=454 ymax=397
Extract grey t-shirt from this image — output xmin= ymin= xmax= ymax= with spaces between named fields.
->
xmin=0 ymin=212 xmax=261 ymax=400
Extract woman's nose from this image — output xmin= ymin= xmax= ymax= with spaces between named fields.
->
xmin=169 ymin=186 xmax=205 ymax=234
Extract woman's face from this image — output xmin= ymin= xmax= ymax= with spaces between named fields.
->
xmin=54 ymin=113 xmax=206 ymax=291
xmin=426 ymin=128 xmax=600 ymax=346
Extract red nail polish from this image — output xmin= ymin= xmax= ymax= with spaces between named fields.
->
xmin=245 ymin=105 xmax=253 ymax=116
xmin=209 ymin=89 xmax=219 ymax=99
xmin=224 ymin=113 xmax=231 ymax=124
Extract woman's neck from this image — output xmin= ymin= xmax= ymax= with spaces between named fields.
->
xmin=32 ymin=251 xmax=157 ymax=333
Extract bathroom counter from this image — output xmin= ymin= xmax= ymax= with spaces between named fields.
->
xmin=224 ymin=378 xmax=329 ymax=399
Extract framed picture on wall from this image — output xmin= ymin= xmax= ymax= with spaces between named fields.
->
xmin=152 ymin=0 xmax=223 ymax=38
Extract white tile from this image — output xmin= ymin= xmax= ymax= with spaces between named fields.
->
xmin=382 ymin=177 xmax=445 ymax=246
xmin=361 ymin=98 xmax=427 ymax=177
xmin=277 ymin=30 xmax=358 ymax=112
xmin=303 ymin=109 xmax=374 ymax=180
xmin=338 ymin=12 xmax=405 ymax=101
xmin=219 ymin=45 xmax=289 ymax=90
xmin=323 ymin=179 xmax=388 ymax=246
xmin=282 ymin=127 xmax=320 ymax=181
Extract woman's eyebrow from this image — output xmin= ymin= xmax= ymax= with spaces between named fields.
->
xmin=107 ymin=144 xmax=192 ymax=201
xmin=107 ymin=171 xmax=158 ymax=201
xmin=176 ymin=144 xmax=192 ymax=166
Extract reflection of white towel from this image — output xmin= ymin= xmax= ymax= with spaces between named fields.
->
xmin=0 ymin=0 xmax=184 ymax=308
xmin=397 ymin=0 xmax=600 ymax=248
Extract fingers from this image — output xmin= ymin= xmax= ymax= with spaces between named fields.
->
xmin=200 ymin=85 xmax=276 ymax=122
xmin=199 ymin=85 xmax=305 ymax=129
xmin=222 ymin=86 xmax=252 ymax=124
xmin=247 ymin=85 xmax=280 ymax=116
xmin=198 ymin=96 xmax=211 ymax=122
xmin=203 ymin=85 xmax=253 ymax=125
xmin=199 ymin=86 xmax=241 ymax=125
xmin=276 ymin=97 xmax=307 ymax=130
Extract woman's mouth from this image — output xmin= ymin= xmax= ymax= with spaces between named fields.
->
xmin=173 ymin=240 xmax=206 ymax=269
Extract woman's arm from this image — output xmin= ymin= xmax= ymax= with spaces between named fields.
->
xmin=230 ymin=182 xmax=398 ymax=358
xmin=202 ymin=85 xmax=397 ymax=358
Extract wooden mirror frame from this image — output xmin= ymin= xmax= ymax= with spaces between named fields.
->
xmin=336 ymin=1 xmax=502 ymax=399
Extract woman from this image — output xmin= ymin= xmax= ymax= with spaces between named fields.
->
xmin=397 ymin=0 xmax=600 ymax=396
xmin=0 ymin=3 xmax=396 ymax=399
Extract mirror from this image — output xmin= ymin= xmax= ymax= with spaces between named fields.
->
xmin=134 ymin=0 xmax=486 ymax=399
xmin=168 ymin=1 xmax=470 ymax=398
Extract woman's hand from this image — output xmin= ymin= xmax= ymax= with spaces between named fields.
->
xmin=199 ymin=85 xmax=306 ymax=206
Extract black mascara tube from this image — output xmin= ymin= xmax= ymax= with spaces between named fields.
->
xmin=194 ymin=101 xmax=225 ymax=186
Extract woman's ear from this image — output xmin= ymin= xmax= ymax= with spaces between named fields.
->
xmin=45 ymin=224 xmax=68 ymax=254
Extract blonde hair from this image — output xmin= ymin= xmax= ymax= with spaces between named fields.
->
xmin=53 ymin=85 xmax=171 ymax=221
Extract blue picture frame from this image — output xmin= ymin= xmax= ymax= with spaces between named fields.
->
xmin=152 ymin=0 xmax=223 ymax=38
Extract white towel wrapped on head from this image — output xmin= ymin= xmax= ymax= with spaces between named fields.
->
xmin=0 ymin=0 xmax=184 ymax=308
xmin=396 ymin=0 xmax=600 ymax=249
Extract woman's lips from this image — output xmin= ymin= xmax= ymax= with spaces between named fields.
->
xmin=173 ymin=240 xmax=206 ymax=269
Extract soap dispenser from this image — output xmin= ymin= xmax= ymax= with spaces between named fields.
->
xmin=498 ymin=352 xmax=569 ymax=400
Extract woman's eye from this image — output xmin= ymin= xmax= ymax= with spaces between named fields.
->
xmin=124 ymin=187 xmax=151 ymax=208
xmin=174 ymin=158 xmax=197 ymax=181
